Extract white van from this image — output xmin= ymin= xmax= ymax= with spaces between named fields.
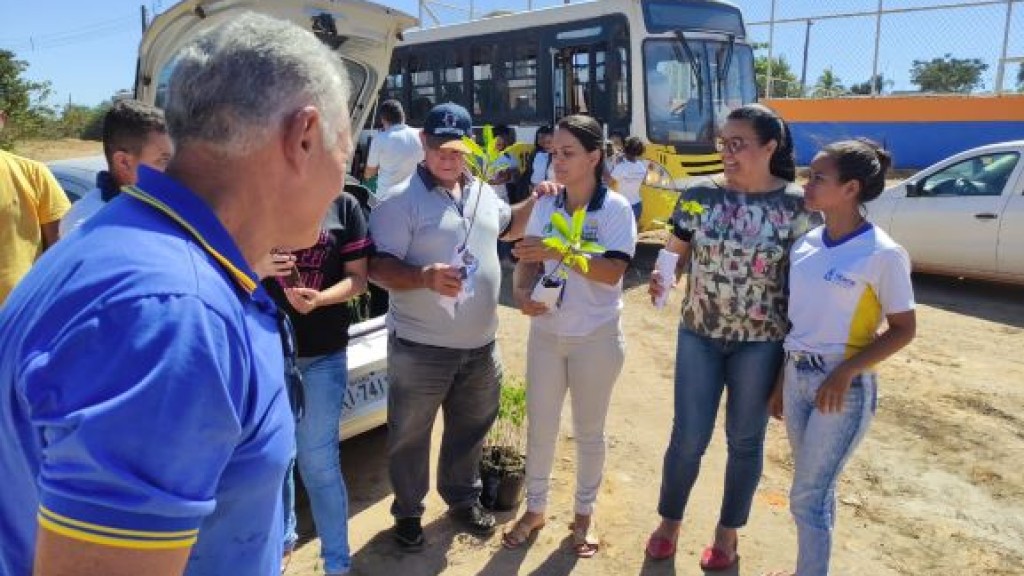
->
xmin=136 ymin=0 xmax=417 ymax=439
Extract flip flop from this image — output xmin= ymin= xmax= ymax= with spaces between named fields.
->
xmin=645 ymin=533 xmax=677 ymax=560
xmin=700 ymin=545 xmax=739 ymax=571
xmin=501 ymin=518 xmax=545 ymax=549
xmin=569 ymin=521 xmax=599 ymax=559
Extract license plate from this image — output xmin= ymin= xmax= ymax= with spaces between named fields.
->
xmin=342 ymin=371 xmax=387 ymax=416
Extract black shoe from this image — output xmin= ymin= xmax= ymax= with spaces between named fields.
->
xmin=448 ymin=502 xmax=496 ymax=536
xmin=393 ymin=517 xmax=424 ymax=552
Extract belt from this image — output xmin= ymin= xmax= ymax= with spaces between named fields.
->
xmin=391 ymin=333 xmax=494 ymax=353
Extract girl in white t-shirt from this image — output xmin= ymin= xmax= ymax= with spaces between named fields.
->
xmin=609 ymin=136 xmax=649 ymax=223
xmin=765 ymin=139 xmax=917 ymax=576
xmin=504 ymin=115 xmax=637 ymax=558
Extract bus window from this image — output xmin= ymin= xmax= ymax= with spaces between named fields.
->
xmin=644 ymin=39 xmax=713 ymax=148
xmin=409 ymin=53 xmax=435 ymax=124
xmin=507 ymin=42 xmax=538 ymax=121
xmin=441 ymin=49 xmax=465 ymax=105
xmin=712 ymin=42 xmax=755 ymax=119
xmin=554 ymin=47 xmax=592 ymax=119
xmin=472 ymin=44 xmax=497 ymax=118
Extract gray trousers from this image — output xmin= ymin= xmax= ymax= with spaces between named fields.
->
xmin=386 ymin=334 xmax=502 ymax=518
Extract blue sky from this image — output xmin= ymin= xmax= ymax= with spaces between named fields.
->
xmin=1 ymin=0 xmax=1021 ymax=108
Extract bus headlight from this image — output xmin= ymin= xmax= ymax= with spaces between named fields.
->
xmin=645 ymin=161 xmax=676 ymax=191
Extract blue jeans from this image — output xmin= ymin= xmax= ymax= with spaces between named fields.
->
xmin=386 ymin=335 xmax=501 ymax=518
xmin=658 ymin=327 xmax=784 ymax=526
xmin=784 ymin=352 xmax=876 ymax=576
xmin=283 ymin=350 xmax=350 ymax=574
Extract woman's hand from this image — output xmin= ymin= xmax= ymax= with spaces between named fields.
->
xmin=769 ymin=383 xmax=785 ymax=420
xmin=284 ymin=287 xmax=321 ymax=315
xmin=648 ymin=269 xmax=674 ymax=305
xmin=815 ymin=363 xmax=857 ymax=413
xmin=532 ymin=180 xmax=560 ymax=198
xmin=513 ymin=287 xmax=550 ymax=317
xmin=513 ymin=237 xmax=560 ymax=264
xmin=254 ymin=250 xmax=296 ymax=280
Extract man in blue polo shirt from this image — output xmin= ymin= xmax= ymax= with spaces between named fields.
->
xmin=0 ymin=13 xmax=353 ymax=576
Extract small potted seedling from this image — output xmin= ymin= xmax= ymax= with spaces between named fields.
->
xmin=529 ymin=208 xmax=605 ymax=310
xmin=480 ymin=375 xmax=528 ymax=511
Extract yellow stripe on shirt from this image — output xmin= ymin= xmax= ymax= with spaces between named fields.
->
xmin=38 ymin=507 xmax=198 ymax=549
xmin=845 ymin=284 xmax=883 ymax=359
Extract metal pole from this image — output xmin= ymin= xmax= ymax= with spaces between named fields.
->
xmin=870 ymin=0 xmax=883 ymax=96
xmin=800 ymin=19 xmax=813 ymax=97
xmin=766 ymin=0 xmax=776 ymax=97
xmin=994 ymin=0 xmax=1014 ymax=94
xmin=140 ymin=4 xmax=148 ymax=33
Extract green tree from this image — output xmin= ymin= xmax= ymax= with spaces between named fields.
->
xmin=849 ymin=74 xmax=890 ymax=95
xmin=910 ymin=54 xmax=988 ymax=93
xmin=754 ymin=52 xmax=801 ymax=98
xmin=80 ymin=101 xmax=112 ymax=141
xmin=812 ymin=68 xmax=846 ymax=97
xmin=0 ymin=49 xmax=54 ymax=149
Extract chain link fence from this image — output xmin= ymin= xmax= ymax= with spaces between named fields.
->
xmin=743 ymin=0 xmax=1024 ymax=97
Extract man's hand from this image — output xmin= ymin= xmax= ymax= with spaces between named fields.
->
xmin=512 ymin=237 xmax=560 ymax=264
xmin=816 ymin=363 xmax=857 ymax=413
xmin=421 ymin=264 xmax=463 ymax=297
xmin=284 ymin=287 xmax=320 ymax=315
xmin=513 ymin=287 xmax=550 ymax=317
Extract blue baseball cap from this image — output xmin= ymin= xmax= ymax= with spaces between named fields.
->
xmin=423 ymin=102 xmax=472 ymax=153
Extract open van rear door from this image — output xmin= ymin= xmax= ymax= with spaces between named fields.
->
xmin=135 ymin=0 xmax=417 ymax=137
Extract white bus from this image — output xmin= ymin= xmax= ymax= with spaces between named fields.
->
xmin=371 ymin=0 xmax=756 ymax=229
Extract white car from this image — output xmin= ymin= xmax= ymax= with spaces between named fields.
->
xmin=869 ymin=140 xmax=1024 ymax=285
xmin=134 ymin=0 xmax=415 ymax=439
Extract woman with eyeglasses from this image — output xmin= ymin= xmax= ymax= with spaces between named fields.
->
xmin=260 ymin=191 xmax=372 ymax=576
xmin=645 ymin=104 xmax=818 ymax=570
xmin=505 ymin=114 xmax=637 ymax=558
xmin=764 ymin=140 xmax=915 ymax=576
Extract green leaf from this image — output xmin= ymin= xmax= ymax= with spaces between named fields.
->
xmin=574 ymin=254 xmax=589 ymax=274
xmin=579 ymin=240 xmax=605 ymax=254
xmin=549 ymin=212 xmax=571 ymax=239
xmin=461 ymin=136 xmax=484 ymax=157
xmin=542 ymin=236 xmax=568 ymax=253
xmin=571 ymin=208 xmax=587 ymax=240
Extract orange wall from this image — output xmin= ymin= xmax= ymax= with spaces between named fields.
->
xmin=763 ymin=94 xmax=1024 ymax=123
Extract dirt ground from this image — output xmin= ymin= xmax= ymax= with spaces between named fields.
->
xmin=28 ymin=140 xmax=1023 ymax=575
xmin=13 ymin=138 xmax=101 ymax=161
xmin=284 ymin=241 xmax=1024 ymax=576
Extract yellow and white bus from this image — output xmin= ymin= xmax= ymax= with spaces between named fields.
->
xmin=374 ymin=0 xmax=756 ymax=229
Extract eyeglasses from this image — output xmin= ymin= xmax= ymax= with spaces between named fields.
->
xmin=715 ymin=137 xmax=750 ymax=155
xmin=276 ymin=309 xmax=305 ymax=422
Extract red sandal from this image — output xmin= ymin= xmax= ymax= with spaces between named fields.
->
xmin=700 ymin=545 xmax=739 ymax=571
xmin=645 ymin=533 xmax=677 ymax=560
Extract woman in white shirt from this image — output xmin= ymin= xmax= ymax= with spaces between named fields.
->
xmin=609 ymin=136 xmax=649 ymax=223
xmin=766 ymin=139 xmax=916 ymax=576
xmin=503 ymin=115 xmax=637 ymax=557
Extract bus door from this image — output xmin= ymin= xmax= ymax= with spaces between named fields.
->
xmin=551 ymin=41 xmax=613 ymax=124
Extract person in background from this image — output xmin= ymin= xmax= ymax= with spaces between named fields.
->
xmin=503 ymin=114 xmax=637 ymax=558
xmin=765 ymin=139 xmax=915 ymax=576
xmin=363 ymin=99 xmax=423 ymax=199
xmin=59 ymin=99 xmax=173 ymax=236
xmin=0 ymin=107 xmax=70 ymax=306
xmin=262 ymin=189 xmax=371 ymax=576
xmin=645 ymin=103 xmax=817 ymax=571
xmin=521 ymin=125 xmax=554 ymax=195
xmin=0 ymin=13 xmax=354 ymax=575
xmin=368 ymin=102 xmax=542 ymax=552
xmin=491 ymin=124 xmax=521 ymax=263
xmin=609 ymin=136 xmax=649 ymax=224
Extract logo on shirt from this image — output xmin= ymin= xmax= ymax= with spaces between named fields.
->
xmin=823 ymin=267 xmax=856 ymax=289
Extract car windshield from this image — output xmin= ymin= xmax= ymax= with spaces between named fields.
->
xmin=644 ymin=39 xmax=754 ymax=149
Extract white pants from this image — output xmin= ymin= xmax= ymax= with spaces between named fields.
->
xmin=524 ymin=318 xmax=625 ymax=515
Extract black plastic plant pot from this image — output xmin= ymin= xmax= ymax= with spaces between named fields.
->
xmin=480 ymin=468 xmax=525 ymax=511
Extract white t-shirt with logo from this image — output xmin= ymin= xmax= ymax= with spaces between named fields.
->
xmin=785 ymin=223 xmax=915 ymax=357
xmin=524 ymin=188 xmax=637 ymax=336
xmin=609 ymin=158 xmax=649 ymax=205
xmin=366 ymin=124 xmax=424 ymax=198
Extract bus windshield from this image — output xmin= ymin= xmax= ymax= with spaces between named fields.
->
xmin=644 ymin=39 xmax=754 ymax=149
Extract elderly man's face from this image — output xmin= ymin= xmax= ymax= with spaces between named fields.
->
xmin=422 ymin=143 xmax=466 ymax=188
